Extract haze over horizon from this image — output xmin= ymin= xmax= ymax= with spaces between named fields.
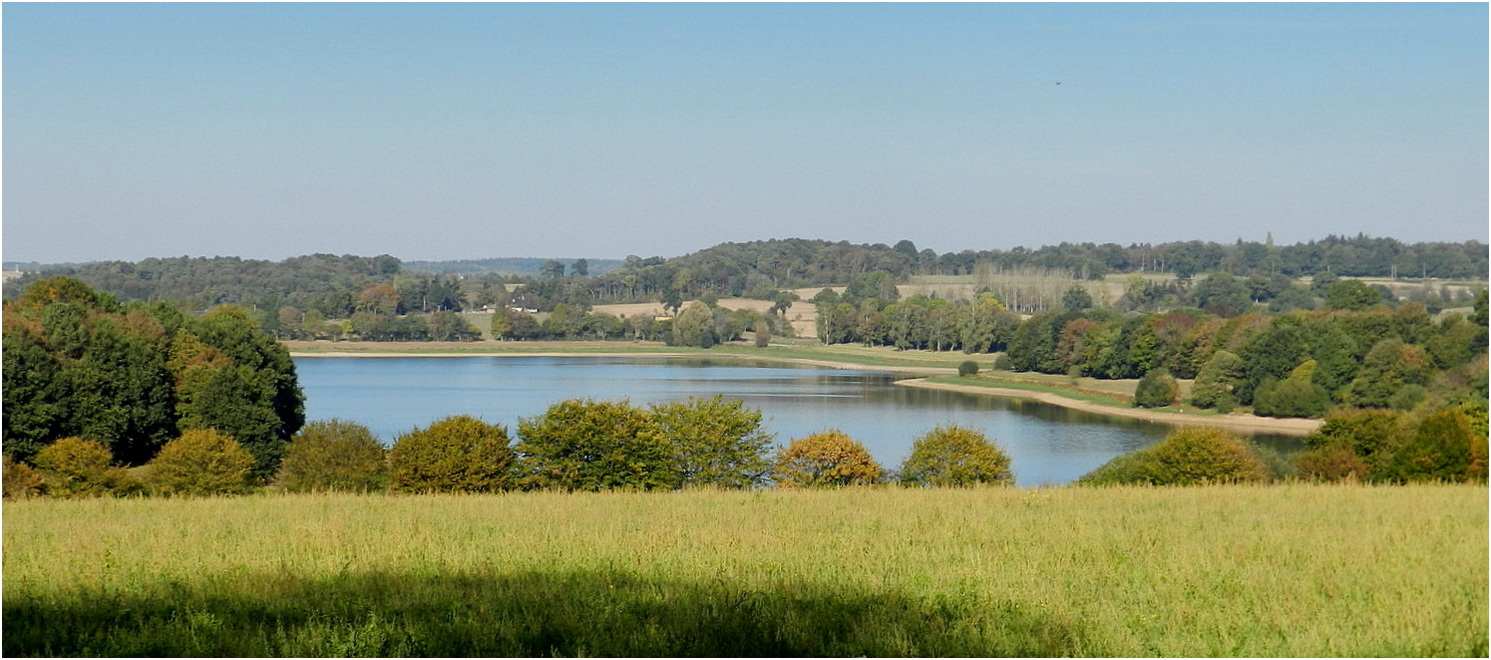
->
xmin=4 ymin=3 xmax=1487 ymax=264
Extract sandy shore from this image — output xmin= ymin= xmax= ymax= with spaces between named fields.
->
xmin=285 ymin=341 xmax=1319 ymax=436
xmin=897 ymin=379 xmax=1322 ymax=436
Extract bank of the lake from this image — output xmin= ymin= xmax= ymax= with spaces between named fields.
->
xmin=283 ymin=340 xmax=1322 ymax=436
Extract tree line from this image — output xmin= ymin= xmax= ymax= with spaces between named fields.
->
xmin=7 ymin=235 xmax=1485 ymax=326
xmin=3 ymin=278 xmax=304 ymax=478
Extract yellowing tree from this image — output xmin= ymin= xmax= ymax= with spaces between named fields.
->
xmin=773 ymin=430 xmax=883 ymax=488
xmin=146 ymin=429 xmax=255 ymax=497
xmin=899 ymin=426 xmax=1014 ymax=487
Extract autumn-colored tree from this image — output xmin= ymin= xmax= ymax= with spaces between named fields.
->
xmin=33 ymin=437 xmax=134 ymax=497
xmin=356 ymin=284 xmax=401 ymax=315
xmin=146 ymin=429 xmax=255 ymax=497
xmin=2 ymin=455 xmax=44 ymax=499
xmin=276 ymin=419 xmax=387 ymax=493
xmin=899 ymin=426 xmax=1014 ymax=487
xmin=388 ymin=416 xmax=514 ymax=493
xmin=773 ymin=430 xmax=883 ymax=488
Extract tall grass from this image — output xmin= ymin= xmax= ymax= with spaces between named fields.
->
xmin=5 ymin=485 xmax=1485 ymax=656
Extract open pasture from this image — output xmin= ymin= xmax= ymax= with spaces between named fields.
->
xmin=4 ymin=485 xmax=1485 ymax=657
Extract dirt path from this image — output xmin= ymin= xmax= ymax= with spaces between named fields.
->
xmin=897 ymin=379 xmax=1322 ymax=436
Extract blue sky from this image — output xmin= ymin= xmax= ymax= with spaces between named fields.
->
xmin=4 ymin=3 xmax=1486 ymax=263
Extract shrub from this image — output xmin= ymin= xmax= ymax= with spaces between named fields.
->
xmin=1301 ymin=408 xmax=1409 ymax=480
xmin=1253 ymin=378 xmax=1331 ymax=418
xmin=1077 ymin=428 xmax=1269 ymax=486
xmin=1133 ymin=368 xmax=1179 ymax=408
xmin=516 ymin=399 xmax=673 ymax=491
xmin=1294 ymin=444 xmax=1370 ymax=482
xmin=991 ymin=353 xmax=1013 ymax=371
xmin=773 ymin=430 xmax=883 ymax=488
xmin=276 ymin=419 xmax=387 ymax=493
xmin=898 ymin=426 xmax=1013 ymax=487
xmin=957 ymin=360 xmax=980 ymax=377
xmin=1381 ymin=408 xmax=1484 ymax=483
xmin=651 ymin=396 xmax=774 ymax=489
xmin=2 ymin=455 xmax=45 ymax=499
xmin=33 ymin=437 xmax=134 ymax=498
xmin=388 ymin=416 xmax=514 ymax=493
xmin=147 ymin=429 xmax=255 ymax=497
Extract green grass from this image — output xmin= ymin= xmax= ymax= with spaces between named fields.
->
xmin=5 ymin=485 xmax=1485 ymax=657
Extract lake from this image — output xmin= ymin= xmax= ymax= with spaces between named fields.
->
xmin=294 ymin=356 xmax=1299 ymax=487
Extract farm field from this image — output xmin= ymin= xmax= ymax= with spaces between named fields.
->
xmin=4 ymin=485 xmax=1485 ymax=657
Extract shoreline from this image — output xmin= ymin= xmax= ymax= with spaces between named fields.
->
xmin=896 ymin=379 xmax=1322 ymax=436
xmin=285 ymin=341 xmax=1319 ymax=436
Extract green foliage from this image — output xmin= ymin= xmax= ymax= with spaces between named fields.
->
xmin=517 ymin=400 xmax=674 ymax=491
xmin=1299 ymin=408 xmax=1407 ymax=480
xmin=773 ymin=430 xmax=883 ymax=488
xmin=651 ymin=396 xmax=774 ymax=489
xmin=276 ymin=420 xmax=387 ymax=493
xmin=2 ymin=454 xmax=44 ymax=499
xmin=898 ymin=426 xmax=1013 ymax=487
xmin=1078 ymin=428 xmax=1269 ymax=486
xmin=1190 ymin=350 xmax=1243 ymax=411
xmin=1061 ymin=285 xmax=1093 ymax=311
xmin=1133 ymin=368 xmax=1179 ymax=408
xmin=146 ymin=429 xmax=255 ymax=497
xmin=387 ymin=416 xmax=513 ymax=493
xmin=1347 ymin=339 xmax=1433 ymax=408
xmin=1253 ymin=364 xmax=1332 ymax=418
xmin=669 ymin=302 xmax=717 ymax=348
xmin=957 ymin=360 xmax=980 ymax=377
xmin=32 ymin=437 xmax=135 ymax=498
xmin=1381 ymin=408 xmax=1486 ymax=483
xmin=1324 ymin=279 xmax=1384 ymax=311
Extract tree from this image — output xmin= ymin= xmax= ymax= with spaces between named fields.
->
xmin=898 ymin=426 xmax=1014 ymax=487
xmin=753 ymin=319 xmax=772 ymax=348
xmin=1133 ymin=368 xmax=1179 ymax=408
xmin=958 ymin=360 xmax=980 ymax=377
xmin=670 ymin=302 xmax=716 ymax=348
xmin=146 ymin=429 xmax=255 ymax=497
xmin=651 ymin=395 xmax=774 ymax=489
xmin=1324 ymin=279 xmax=1382 ymax=311
xmin=1298 ymin=408 xmax=1407 ymax=480
xmin=1381 ymin=408 xmax=1485 ymax=483
xmin=2 ymin=455 xmax=44 ymax=499
xmin=387 ymin=416 xmax=514 ymax=493
xmin=773 ymin=430 xmax=883 ymax=488
xmin=1190 ymin=350 xmax=1244 ymax=411
xmin=1078 ymin=428 xmax=1269 ymax=486
xmin=1062 ymin=285 xmax=1094 ymax=311
xmin=571 ymin=258 xmax=589 ymax=277
xmin=276 ymin=419 xmax=387 ymax=493
xmin=33 ymin=437 xmax=133 ymax=498
xmin=516 ymin=399 xmax=674 ymax=491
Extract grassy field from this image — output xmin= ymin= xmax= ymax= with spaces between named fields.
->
xmin=4 ymin=485 xmax=1485 ymax=657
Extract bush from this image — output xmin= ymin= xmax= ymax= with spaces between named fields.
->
xmin=1380 ymin=408 xmax=1484 ymax=483
xmin=1294 ymin=444 xmax=1370 ymax=482
xmin=147 ymin=429 xmax=255 ymax=497
xmin=517 ymin=399 xmax=673 ymax=491
xmin=1133 ymin=368 xmax=1179 ymax=408
xmin=33 ymin=437 xmax=136 ymax=498
xmin=1077 ymin=428 xmax=1269 ymax=486
xmin=388 ymin=416 xmax=514 ymax=493
xmin=1301 ymin=408 xmax=1408 ymax=480
xmin=276 ymin=419 xmax=387 ymax=493
xmin=651 ymin=396 xmax=774 ymax=489
xmin=773 ymin=430 xmax=883 ymax=488
xmin=957 ymin=360 xmax=980 ymax=377
xmin=898 ymin=426 xmax=1013 ymax=487
xmin=3 ymin=455 xmax=45 ymax=499
xmin=1253 ymin=378 xmax=1331 ymax=418
xmin=992 ymin=353 xmax=1013 ymax=371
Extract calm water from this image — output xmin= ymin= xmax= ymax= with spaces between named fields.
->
xmin=294 ymin=356 xmax=1298 ymax=487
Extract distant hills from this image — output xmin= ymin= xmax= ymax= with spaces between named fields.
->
xmin=402 ymin=257 xmax=623 ymax=277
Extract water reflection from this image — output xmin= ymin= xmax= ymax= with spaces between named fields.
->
xmin=294 ymin=356 xmax=1299 ymax=487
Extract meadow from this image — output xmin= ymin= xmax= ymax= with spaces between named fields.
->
xmin=4 ymin=485 xmax=1485 ymax=657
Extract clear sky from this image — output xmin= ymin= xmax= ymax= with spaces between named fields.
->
xmin=4 ymin=3 xmax=1487 ymax=264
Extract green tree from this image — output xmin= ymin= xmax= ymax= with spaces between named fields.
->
xmin=1 ymin=321 xmax=68 ymax=462
xmin=1324 ymin=279 xmax=1383 ymax=311
xmin=670 ymin=302 xmax=716 ymax=348
xmin=898 ymin=425 xmax=1014 ymax=487
xmin=957 ymin=360 xmax=980 ymax=377
xmin=146 ymin=429 xmax=255 ymax=497
xmin=651 ymin=395 xmax=774 ymax=489
xmin=1298 ymin=408 xmax=1407 ymax=480
xmin=516 ymin=399 xmax=674 ymax=491
xmin=773 ymin=430 xmax=883 ymax=488
xmin=1381 ymin=408 xmax=1484 ymax=483
xmin=1062 ymin=285 xmax=1094 ymax=311
xmin=387 ymin=416 xmax=514 ymax=493
xmin=276 ymin=419 xmax=387 ymax=493
xmin=33 ymin=437 xmax=134 ymax=498
xmin=1133 ymin=368 xmax=1179 ymax=408
xmin=1079 ymin=428 xmax=1269 ymax=486
xmin=1190 ymin=350 xmax=1244 ymax=411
